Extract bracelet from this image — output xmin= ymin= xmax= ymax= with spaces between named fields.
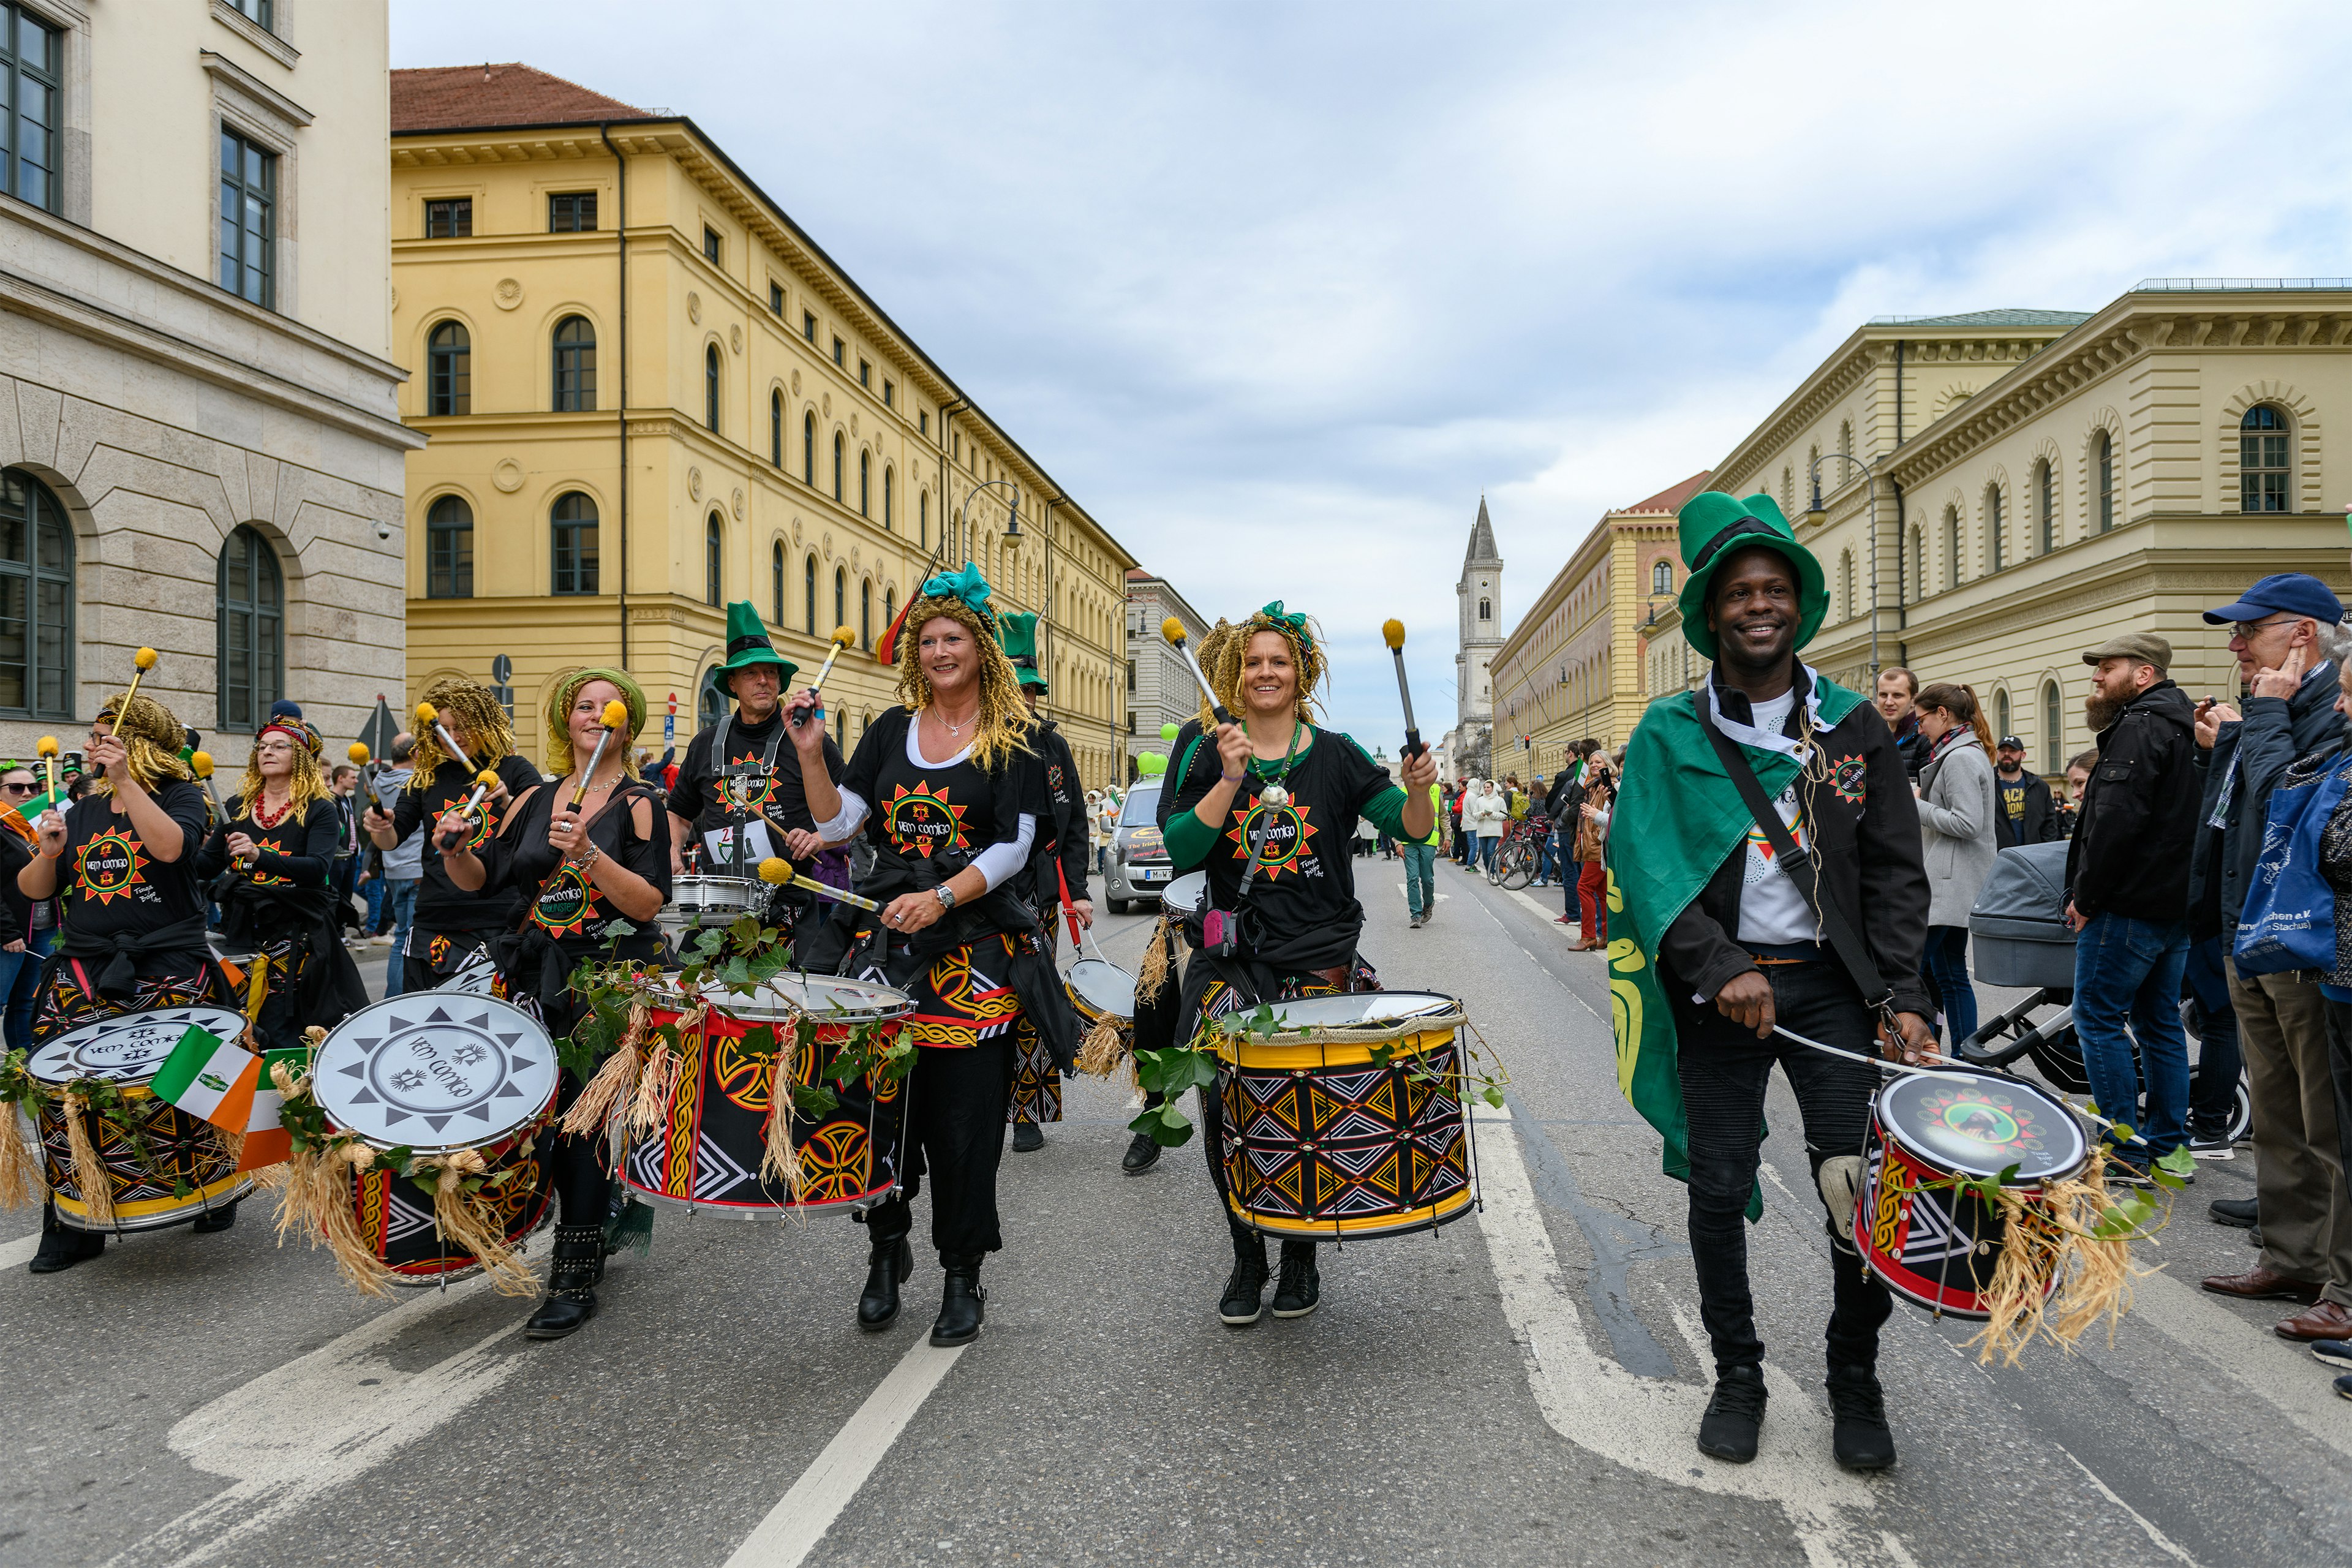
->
xmin=572 ymin=844 xmax=603 ymax=874
xmin=1220 ymin=771 xmax=1245 ymax=784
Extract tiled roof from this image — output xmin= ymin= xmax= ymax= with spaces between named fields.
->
xmin=1619 ymin=470 xmax=1712 ymax=514
xmin=1866 ymin=309 xmax=2092 ymax=329
xmin=391 ymin=64 xmax=658 ymax=134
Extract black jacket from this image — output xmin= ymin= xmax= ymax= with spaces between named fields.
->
xmin=2064 ymin=681 xmax=2199 ymax=921
xmin=1891 ymin=714 xmax=1929 ymax=781
xmin=2190 ymin=662 xmax=2348 ymax=939
xmin=1992 ymin=769 xmax=2061 ymax=848
xmin=1028 ymin=717 xmax=1090 ymax=905
xmin=1544 ymin=772 xmax=1581 ymax=824
xmin=1658 ymin=668 xmax=1934 ymax=1019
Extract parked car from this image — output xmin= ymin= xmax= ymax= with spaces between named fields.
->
xmin=1101 ymin=783 xmax=1170 ymax=913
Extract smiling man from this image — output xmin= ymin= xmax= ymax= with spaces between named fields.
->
xmin=1608 ymin=489 xmax=1935 ymax=1472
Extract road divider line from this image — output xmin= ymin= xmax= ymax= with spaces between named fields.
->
xmin=724 ymin=1339 xmax=969 ymax=1567
xmin=0 ymin=1229 xmax=39 ymax=1272
xmin=2061 ymin=1448 xmax=2201 ymax=1566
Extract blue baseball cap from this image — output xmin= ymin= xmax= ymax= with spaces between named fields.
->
xmin=2201 ymin=572 xmax=2345 ymax=627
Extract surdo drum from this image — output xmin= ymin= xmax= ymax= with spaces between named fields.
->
xmin=29 ymin=1006 xmax=255 ymax=1231
xmin=311 ymin=995 xmax=559 ymax=1283
xmin=437 ymin=950 xmax=499 ymax=995
xmin=1064 ymin=958 xmax=1136 ymax=1033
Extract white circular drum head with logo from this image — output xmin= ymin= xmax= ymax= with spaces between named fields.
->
xmin=313 ymin=995 xmax=557 ymax=1154
xmin=439 ymin=952 xmax=497 ymax=995
xmin=29 ymin=1006 xmax=251 ymax=1085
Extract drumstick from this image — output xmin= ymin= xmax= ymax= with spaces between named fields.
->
xmin=119 ymin=646 xmax=158 ymax=717
xmin=565 ymin=700 xmax=630 ymax=813
xmin=437 ymin=768 xmax=503 ymax=850
xmin=758 ymin=855 xmax=880 ymax=913
xmin=188 ymin=749 xmax=222 ymax=817
xmin=413 ymin=702 xmax=473 ymax=771
xmin=1161 ymin=617 xmax=1232 ymax=726
xmin=35 ymin=734 xmax=57 ymax=806
xmin=1381 ymin=619 xmax=1426 ymax=761
xmin=792 ymin=625 xmax=859 ymax=728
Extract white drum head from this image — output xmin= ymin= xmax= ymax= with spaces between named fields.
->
xmin=675 ymin=875 xmax=757 ymax=911
xmin=1256 ymin=992 xmax=1458 ymax=1031
xmin=29 ymin=1006 xmax=251 ymax=1085
xmin=1066 ymin=958 xmax=1136 ymax=1020
xmin=440 ymin=952 xmax=497 ymax=994
xmin=1876 ymin=1069 xmax=2087 ymax=1181
xmin=734 ymin=974 xmax=915 ymax=1022
xmin=1162 ymin=871 xmax=1207 ymax=918
xmin=313 ymin=995 xmax=557 ymax=1153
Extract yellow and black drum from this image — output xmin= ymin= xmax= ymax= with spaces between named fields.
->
xmin=1212 ymin=991 xmax=1475 ymax=1240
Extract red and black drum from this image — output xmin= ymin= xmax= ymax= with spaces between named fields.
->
xmin=1857 ymin=1067 xmax=2088 ymax=1318
xmin=623 ymin=975 xmax=913 ymax=1216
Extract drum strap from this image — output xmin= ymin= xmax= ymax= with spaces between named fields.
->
xmin=1694 ymin=696 xmax=1894 ymax=1017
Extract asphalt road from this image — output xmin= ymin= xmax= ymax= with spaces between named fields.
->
xmin=6 ymin=864 xmax=2348 ymax=1568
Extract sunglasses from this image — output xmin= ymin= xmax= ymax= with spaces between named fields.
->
xmin=1 ymin=782 xmax=32 ymax=794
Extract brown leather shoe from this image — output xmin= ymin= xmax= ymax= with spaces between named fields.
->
xmin=2202 ymin=1267 xmax=2324 ymax=1303
xmin=2274 ymin=1299 xmax=2352 ymax=1341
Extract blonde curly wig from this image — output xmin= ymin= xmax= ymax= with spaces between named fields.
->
xmin=407 ymin=677 xmax=520 ymax=790
xmin=893 ymin=596 xmax=1034 ymax=770
xmin=238 ymin=721 xmax=331 ymax=818
xmin=1196 ymin=609 xmax=1325 ymax=728
xmin=94 ymin=693 xmax=194 ymax=796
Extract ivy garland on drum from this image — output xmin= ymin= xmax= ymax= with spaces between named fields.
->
xmin=0 ymin=1050 xmax=227 ymax=1221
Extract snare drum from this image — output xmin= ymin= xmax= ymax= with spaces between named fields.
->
xmin=623 ymin=975 xmax=913 ymax=1216
xmin=29 ymin=1006 xmax=257 ymax=1231
xmin=1161 ymin=872 xmax=1206 ymax=923
xmin=311 ymin=995 xmax=560 ymax=1284
xmin=1857 ymin=1068 xmax=2089 ymax=1319
xmin=1212 ymin=991 xmax=1474 ymax=1241
xmin=1065 ymin=958 xmax=1136 ymax=1028
xmin=658 ymin=874 xmax=761 ymax=949
xmin=437 ymin=951 xmax=498 ymax=995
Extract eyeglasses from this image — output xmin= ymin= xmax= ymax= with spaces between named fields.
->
xmin=1 ymin=782 xmax=33 ymax=794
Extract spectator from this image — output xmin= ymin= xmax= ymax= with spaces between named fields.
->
xmin=1403 ymin=771 xmax=1442 ymax=929
xmin=0 ymin=765 xmax=50 ymax=1050
xmin=1463 ymin=778 xmax=1507 ymax=873
xmin=2062 ymin=633 xmax=2200 ymax=1175
xmin=2056 ymin=748 xmax=2098 ymax=837
xmin=373 ymin=734 xmax=423 ymax=997
xmin=1571 ymin=763 xmax=1614 ymax=951
xmin=1876 ymin=666 xmax=1928 ymax=779
xmin=2193 ymin=572 xmax=2352 ymax=1341
xmin=1447 ymin=782 xmax=1466 ymax=865
xmin=1992 ymin=735 xmax=2062 ymax=847
xmin=327 ymin=761 xmax=364 ymax=933
xmin=1913 ymin=682 xmax=1998 ymax=1047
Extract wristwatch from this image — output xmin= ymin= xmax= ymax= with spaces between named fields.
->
xmin=933 ymin=884 xmax=958 ymax=913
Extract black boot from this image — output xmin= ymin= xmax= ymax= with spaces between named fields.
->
xmin=1272 ymin=1239 xmax=1321 ymax=1319
xmin=28 ymin=1204 xmax=105 ymax=1274
xmin=1120 ymin=1132 xmax=1162 ymax=1175
xmin=1825 ymin=1364 xmax=1896 ymax=1470
xmin=1696 ymin=1365 xmax=1768 ymax=1463
xmin=524 ymin=1224 xmax=606 ymax=1340
xmin=931 ymin=1253 xmax=986 ymax=1346
xmin=859 ymin=1234 xmax=915 ymax=1331
xmin=190 ymin=1199 xmax=240 ymax=1234
xmin=1219 ymin=1233 xmax=1270 ymax=1327
xmin=1011 ymin=1121 xmax=1044 ymax=1153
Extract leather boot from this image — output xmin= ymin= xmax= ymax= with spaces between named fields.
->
xmin=191 ymin=1199 xmax=240 ymax=1234
xmin=1218 ymin=1232 xmax=1270 ymax=1326
xmin=524 ymin=1224 xmax=606 ymax=1340
xmin=1272 ymin=1239 xmax=1321 ymax=1319
xmin=28 ymin=1202 xmax=105 ymax=1274
xmin=859 ymin=1234 xmax=915 ymax=1330
xmin=931 ymin=1252 xmax=986 ymax=1346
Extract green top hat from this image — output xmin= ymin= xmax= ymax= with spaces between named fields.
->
xmin=1673 ymin=491 xmax=1828 ymax=662
xmin=998 ymin=611 xmax=1047 ymax=691
xmin=715 ymin=600 xmax=799 ymax=688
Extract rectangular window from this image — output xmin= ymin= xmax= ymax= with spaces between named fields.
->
xmin=858 ymin=358 xmax=871 ymax=388
xmin=428 ymin=522 xmax=473 ymax=599
xmin=703 ymin=225 xmax=722 ymax=265
xmin=230 ymin=0 xmax=273 ymax=26
xmin=832 ymin=336 xmax=845 ymax=368
xmin=2242 ymin=431 xmax=2291 ymax=512
xmin=803 ymin=311 xmax=816 ymax=343
xmin=883 ymin=380 xmax=895 ymax=409
xmin=548 ymin=190 xmax=597 ymax=232
xmin=552 ymin=521 xmax=600 ymax=595
xmin=424 ymin=198 xmax=471 ymax=239
xmin=0 ymin=6 xmax=61 ymax=213
xmin=769 ymin=281 xmax=785 ymax=315
xmin=1125 ymin=659 xmax=1136 ymax=693
xmin=919 ymin=410 xmax=929 ymax=437
xmin=217 ymin=128 xmax=276 ymax=307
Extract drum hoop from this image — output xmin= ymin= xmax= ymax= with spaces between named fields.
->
xmin=1872 ymin=1068 xmax=2088 ymax=1182
xmin=29 ymin=1005 xmax=252 ymax=1085
xmin=312 ymin=993 xmax=560 ymax=1155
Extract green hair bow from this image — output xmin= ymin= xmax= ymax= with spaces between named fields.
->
xmin=921 ymin=563 xmax=995 ymax=623
xmin=1254 ymin=600 xmax=1313 ymax=653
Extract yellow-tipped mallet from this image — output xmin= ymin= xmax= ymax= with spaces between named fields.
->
xmin=119 ymin=646 xmax=158 ymax=717
xmin=793 ymin=624 xmax=860 ymax=729
xmin=439 ymin=767 xmax=503 ymax=850
xmin=758 ymin=855 xmax=880 ymax=913
xmin=415 ymin=701 xmax=472 ymax=771
xmin=1381 ymin=618 xmax=1425 ymax=761
xmin=34 ymin=734 xmax=58 ymax=809
xmin=1162 ymin=616 xmax=1232 ymax=726
xmin=189 ymin=748 xmax=222 ymax=815
xmin=565 ymin=699 xmax=631 ymax=813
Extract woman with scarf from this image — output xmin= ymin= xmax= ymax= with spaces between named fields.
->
xmin=785 ymin=565 xmax=1074 ymax=1347
xmin=1912 ymin=682 xmax=1998 ymax=1047
xmin=195 ymin=717 xmax=368 ymax=1056
xmin=1161 ymin=603 xmax=1436 ymax=1326
xmin=442 ymin=669 xmax=668 ymax=1339
xmin=19 ymin=693 xmax=241 ymax=1270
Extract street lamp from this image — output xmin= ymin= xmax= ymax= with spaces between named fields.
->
xmin=1804 ymin=450 xmax=1882 ymax=679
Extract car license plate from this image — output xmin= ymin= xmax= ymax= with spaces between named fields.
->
xmin=1135 ymin=867 xmax=1167 ymax=883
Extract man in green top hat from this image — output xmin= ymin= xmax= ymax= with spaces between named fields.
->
xmin=668 ymin=601 xmax=845 ymax=924
xmin=998 ymin=611 xmax=1090 ymax=1152
xmin=1610 ymin=490 xmax=1936 ymax=1471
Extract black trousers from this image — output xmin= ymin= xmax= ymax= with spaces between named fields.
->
xmin=865 ymin=1039 xmax=1014 ymax=1259
xmin=1674 ymin=958 xmax=1893 ymax=1376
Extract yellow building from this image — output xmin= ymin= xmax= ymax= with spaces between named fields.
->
xmin=388 ymin=65 xmax=1133 ymax=783
xmin=1488 ymin=473 xmax=1706 ymax=777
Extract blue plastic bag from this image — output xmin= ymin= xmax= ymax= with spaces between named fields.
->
xmin=2234 ymin=752 xmax=2352 ymax=976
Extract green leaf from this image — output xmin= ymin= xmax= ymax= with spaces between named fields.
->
xmin=2151 ymin=1166 xmax=2187 ymax=1191
xmin=1131 ymin=1101 xmax=1196 ymax=1147
xmin=2109 ymin=1121 xmax=2136 ymax=1143
xmin=790 ymin=1082 xmax=839 ymax=1118
xmin=2155 ymin=1145 xmax=2198 ymax=1177
xmin=1995 ymin=1162 xmax=2021 ymax=1188
xmin=1480 ymin=1085 xmax=1506 ymax=1110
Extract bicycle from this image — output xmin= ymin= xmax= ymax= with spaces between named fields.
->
xmin=1488 ymin=814 xmax=1548 ymax=891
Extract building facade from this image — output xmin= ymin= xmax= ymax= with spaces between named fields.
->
xmin=0 ymin=0 xmax=416 ymax=766
xmin=1122 ymin=567 xmax=1208 ymax=770
xmin=390 ymin=65 xmax=1133 ymax=785
xmin=1452 ymin=497 xmax=1503 ymax=779
xmin=1488 ymin=472 xmax=1706 ymax=779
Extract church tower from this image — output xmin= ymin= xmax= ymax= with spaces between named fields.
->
xmin=1455 ymin=496 xmax=1503 ymax=777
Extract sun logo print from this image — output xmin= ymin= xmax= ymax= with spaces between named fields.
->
xmin=75 ymin=826 xmax=148 ymax=905
xmin=1830 ymin=753 xmax=1868 ymax=805
xmin=1225 ymin=796 xmax=1316 ymax=880
xmin=530 ymin=861 xmax=602 ymax=939
xmin=718 ymin=752 xmax=781 ymax=816
xmin=882 ymin=782 xmax=970 ymax=859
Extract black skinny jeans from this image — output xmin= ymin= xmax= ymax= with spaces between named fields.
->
xmin=865 ymin=1038 xmax=1015 ymax=1260
xmin=1675 ymin=957 xmax=1893 ymax=1376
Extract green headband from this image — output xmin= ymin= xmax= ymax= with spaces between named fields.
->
xmin=548 ymin=666 xmax=647 ymax=749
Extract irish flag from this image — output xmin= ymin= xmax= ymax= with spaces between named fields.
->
xmin=236 ymin=1048 xmax=307 ymax=1170
xmin=150 ymin=1025 xmax=260 ymax=1135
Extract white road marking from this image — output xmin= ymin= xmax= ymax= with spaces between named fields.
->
xmin=0 ymin=1229 xmax=39 ymax=1270
xmin=1390 ymin=881 xmax=1450 ymax=906
xmin=2061 ymin=1448 xmax=2201 ymax=1566
xmin=724 ymin=1339 xmax=969 ymax=1567
xmin=2126 ymin=1264 xmax=2352 ymax=1463
xmin=105 ymin=1275 xmax=523 ymax=1568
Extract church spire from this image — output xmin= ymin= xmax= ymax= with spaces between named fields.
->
xmin=1464 ymin=494 xmax=1501 ymax=570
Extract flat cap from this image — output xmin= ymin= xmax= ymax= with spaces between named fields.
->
xmin=2080 ymin=631 xmax=2173 ymax=669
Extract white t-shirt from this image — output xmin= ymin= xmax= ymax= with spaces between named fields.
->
xmin=1733 ymin=689 xmax=1817 ymax=946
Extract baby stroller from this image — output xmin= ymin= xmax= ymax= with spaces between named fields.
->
xmin=1957 ymin=842 xmax=2253 ymax=1142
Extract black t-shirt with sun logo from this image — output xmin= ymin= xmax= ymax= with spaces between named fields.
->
xmin=394 ymin=755 xmax=548 ymax=934
xmin=1167 ymin=726 xmax=1404 ymax=972
xmin=486 ymin=777 xmax=671 ymax=963
xmin=58 ymin=780 xmax=211 ymax=952
xmin=196 ymin=796 xmax=340 ymax=930
xmin=668 ymin=707 xmax=845 ymax=875
xmin=842 ymin=706 xmax=1048 ymax=920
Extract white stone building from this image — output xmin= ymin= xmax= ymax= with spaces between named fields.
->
xmin=1453 ymin=497 xmax=1502 ymax=780
xmin=1122 ymin=567 xmax=1210 ymax=776
xmin=0 ymin=0 xmax=417 ymax=767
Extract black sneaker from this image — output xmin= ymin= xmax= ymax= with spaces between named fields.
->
xmin=2187 ymin=1131 xmax=2236 ymax=1161
xmin=2310 ymin=1338 xmax=2352 ymax=1370
xmin=1696 ymin=1365 xmax=1768 ymax=1463
xmin=1011 ymin=1121 xmax=1044 ymax=1153
xmin=1825 ymin=1365 xmax=1897 ymax=1470
xmin=2336 ymin=1372 xmax=2352 ymax=1403
xmin=1271 ymin=1242 xmax=1320 ymax=1319
xmin=1120 ymin=1132 xmax=1161 ymax=1175
xmin=1219 ymin=1243 xmax=1269 ymax=1327
xmin=2210 ymin=1197 xmax=2257 ymax=1228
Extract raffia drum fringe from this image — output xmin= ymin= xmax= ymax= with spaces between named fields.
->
xmin=422 ymin=1151 xmax=540 ymax=1297
xmin=274 ymin=1137 xmax=400 ymax=1297
xmin=559 ymin=1001 xmax=654 ymax=1140
xmin=1966 ymin=1147 xmax=2143 ymax=1366
xmin=61 ymin=1090 xmax=115 ymax=1227
xmin=1134 ymin=917 xmax=1175 ymax=1005
xmin=0 ymin=1099 xmax=42 ymax=1210
xmin=1074 ymin=1015 xmax=1128 ymax=1079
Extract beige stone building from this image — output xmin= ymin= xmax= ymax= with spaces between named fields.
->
xmin=390 ymin=64 xmax=1133 ymax=785
xmin=0 ymin=0 xmax=416 ymax=766
xmin=1121 ymin=567 xmax=1209 ymax=773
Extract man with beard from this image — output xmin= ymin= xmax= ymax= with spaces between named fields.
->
xmin=1992 ymin=736 xmax=2061 ymax=848
xmin=2063 ymin=633 xmax=2201 ymax=1176
xmin=1874 ymin=667 xmax=1927 ymax=780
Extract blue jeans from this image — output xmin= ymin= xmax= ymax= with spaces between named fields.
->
xmin=382 ymin=878 xmax=420 ymax=998
xmin=1922 ymin=925 xmax=1978 ymax=1046
xmin=1536 ymin=832 xmax=1558 ymax=884
xmin=363 ymin=875 xmax=387 ymax=934
xmin=2181 ymin=935 xmax=2242 ymax=1138
xmin=1402 ymin=842 xmax=1436 ymax=918
xmin=0 ymin=927 xmax=53 ymax=1052
xmin=1460 ymin=829 xmax=1480 ymax=869
xmin=2073 ymin=911 xmax=2192 ymax=1163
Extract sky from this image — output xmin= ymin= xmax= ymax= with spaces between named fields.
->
xmin=393 ymin=0 xmax=2352 ymax=764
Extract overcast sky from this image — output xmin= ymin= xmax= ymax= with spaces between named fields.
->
xmin=393 ymin=0 xmax=2352 ymax=762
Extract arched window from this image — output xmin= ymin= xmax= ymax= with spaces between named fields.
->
xmin=1994 ymin=689 xmax=2010 ymax=739
xmin=770 ymin=391 xmax=783 ymax=467
xmin=1988 ymin=485 xmax=2004 ymax=572
xmin=2035 ymin=459 xmax=2054 ymax=554
xmin=883 ymin=466 xmax=894 ymax=531
xmin=552 ymin=315 xmax=596 ymax=411
xmin=1838 ymin=418 xmax=1853 ymax=460
xmin=704 ymin=513 xmax=723 ymax=606
xmin=802 ymin=412 xmax=816 ymax=486
xmin=883 ymin=586 xmax=895 ymax=633
xmin=426 ymin=321 xmax=470 ymax=417
xmin=1839 ymin=549 xmax=1855 ymax=619
xmin=834 ymin=565 xmax=846 ymax=631
xmin=859 ymin=450 xmax=870 ymax=517
xmin=919 ymin=490 xmax=929 ymax=548
xmin=698 ymin=673 xmax=725 ymax=729
xmin=551 ymin=491 xmax=598 ymax=595
xmin=2095 ymin=432 xmax=2115 ymax=532
xmin=832 ymin=431 xmax=844 ymax=503
xmin=2241 ymin=405 xmax=2291 ymax=513
xmin=2042 ymin=680 xmax=2062 ymax=774
xmin=704 ymin=345 xmax=721 ymax=432
xmin=216 ymin=525 xmax=284 ymax=731
xmin=0 ymin=470 xmax=74 ymax=718
xmin=1478 ymin=597 xmax=1491 ymax=621
xmin=771 ymin=540 xmax=785 ymax=625
xmin=861 ymin=578 xmax=872 ymax=649
xmin=1942 ymin=505 xmax=1960 ymax=590
xmin=426 ymin=494 xmax=473 ymax=599
xmin=1651 ymin=560 xmax=1672 ymax=594
xmin=804 ymin=553 xmax=817 ymax=636
xmin=1908 ymin=524 xmax=1924 ymax=600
